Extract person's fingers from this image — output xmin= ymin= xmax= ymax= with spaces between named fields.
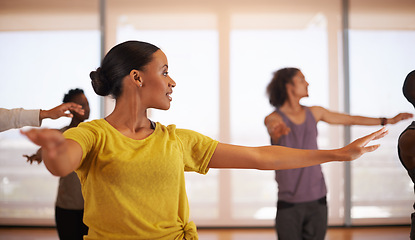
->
xmin=20 ymin=128 xmax=63 ymax=147
xmin=47 ymin=103 xmax=84 ymax=119
xmin=63 ymin=113 xmax=74 ymax=118
xmin=403 ymin=113 xmax=413 ymax=119
xmin=272 ymin=125 xmax=290 ymax=137
xmin=362 ymin=144 xmax=380 ymax=153
xmin=64 ymin=103 xmax=84 ymax=116
xmin=22 ymin=155 xmax=32 ymax=163
xmin=358 ymin=127 xmax=388 ymax=146
xmin=68 ymin=106 xmax=83 ymax=110
xmin=20 ymin=129 xmax=40 ymax=145
xmin=372 ymin=128 xmax=389 ymax=140
xmin=342 ymin=128 xmax=388 ymax=162
xmin=72 ymin=108 xmax=84 ymax=115
xmin=62 ymin=102 xmax=82 ymax=109
xmin=393 ymin=113 xmax=413 ymax=123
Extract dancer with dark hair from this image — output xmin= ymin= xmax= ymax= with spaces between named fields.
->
xmin=25 ymin=88 xmax=90 ymax=240
xmin=22 ymin=41 xmax=388 ymax=240
xmin=398 ymin=70 xmax=415 ymax=240
xmin=264 ymin=67 xmax=413 ymax=240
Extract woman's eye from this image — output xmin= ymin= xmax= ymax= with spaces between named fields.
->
xmin=163 ymin=72 xmax=169 ymax=76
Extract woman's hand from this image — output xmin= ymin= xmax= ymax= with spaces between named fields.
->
xmin=339 ymin=127 xmax=389 ymax=161
xmin=20 ymin=128 xmax=81 ymax=176
xmin=21 ymin=128 xmax=65 ymax=161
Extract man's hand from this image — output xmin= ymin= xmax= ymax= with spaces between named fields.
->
xmin=389 ymin=112 xmax=413 ymax=124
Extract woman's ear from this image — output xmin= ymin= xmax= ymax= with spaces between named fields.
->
xmin=130 ymin=69 xmax=142 ymax=87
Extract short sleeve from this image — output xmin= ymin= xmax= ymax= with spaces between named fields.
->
xmin=63 ymin=122 xmax=98 ymax=173
xmin=175 ymin=128 xmax=219 ymax=174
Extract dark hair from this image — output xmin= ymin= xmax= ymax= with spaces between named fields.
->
xmin=403 ymin=70 xmax=415 ymax=108
xmin=90 ymin=41 xmax=160 ymax=99
xmin=63 ymin=88 xmax=84 ymax=103
xmin=266 ymin=67 xmax=300 ymax=108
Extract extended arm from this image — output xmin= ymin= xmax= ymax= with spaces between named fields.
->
xmin=0 ymin=103 xmax=84 ymax=132
xmin=0 ymin=108 xmax=40 ymax=132
xmin=208 ymin=127 xmax=388 ymax=170
xmin=310 ymin=106 xmax=413 ymax=125
xmin=21 ymin=128 xmax=82 ymax=176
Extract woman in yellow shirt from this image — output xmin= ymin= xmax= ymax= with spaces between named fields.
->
xmin=21 ymin=41 xmax=387 ymax=240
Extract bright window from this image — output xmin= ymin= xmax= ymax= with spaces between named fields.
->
xmin=349 ymin=30 xmax=415 ymax=223
xmin=0 ymin=30 xmax=100 ymax=225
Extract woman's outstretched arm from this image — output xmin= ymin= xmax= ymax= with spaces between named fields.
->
xmin=21 ymin=128 xmax=82 ymax=176
xmin=208 ymin=127 xmax=388 ymax=170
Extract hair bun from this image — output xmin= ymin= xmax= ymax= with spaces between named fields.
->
xmin=90 ymin=67 xmax=111 ymax=96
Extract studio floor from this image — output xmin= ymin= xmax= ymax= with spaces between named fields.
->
xmin=0 ymin=225 xmax=411 ymax=240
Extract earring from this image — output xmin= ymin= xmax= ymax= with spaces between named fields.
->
xmin=139 ymin=83 xmax=143 ymax=87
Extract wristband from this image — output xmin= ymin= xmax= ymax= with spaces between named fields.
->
xmin=380 ymin=117 xmax=387 ymax=126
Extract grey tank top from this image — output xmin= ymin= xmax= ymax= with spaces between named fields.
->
xmin=273 ymin=107 xmax=327 ymax=203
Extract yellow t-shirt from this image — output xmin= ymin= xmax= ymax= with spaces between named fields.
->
xmin=63 ymin=119 xmax=218 ymax=240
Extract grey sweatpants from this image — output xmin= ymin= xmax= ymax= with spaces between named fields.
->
xmin=275 ymin=199 xmax=327 ymax=240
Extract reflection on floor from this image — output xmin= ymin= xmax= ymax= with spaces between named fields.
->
xmin=0 ymin=225 xmax=411 ymax=240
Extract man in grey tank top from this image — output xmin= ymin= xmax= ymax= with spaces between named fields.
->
xmin=265 ymin=68 xmax=412 ymax=240
xmin=398 ymin=70 xmax=415 ymax=240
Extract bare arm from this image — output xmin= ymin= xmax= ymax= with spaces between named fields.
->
xmin=208 ymin=127 xmax=388 ymax=170
xmin=21 ymin=128 xmax=82 ymax=176
xmin=398 ymin=130 xmax=415 ymax=170
xmin=310 ymin=106 xmax=413 ymax=125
